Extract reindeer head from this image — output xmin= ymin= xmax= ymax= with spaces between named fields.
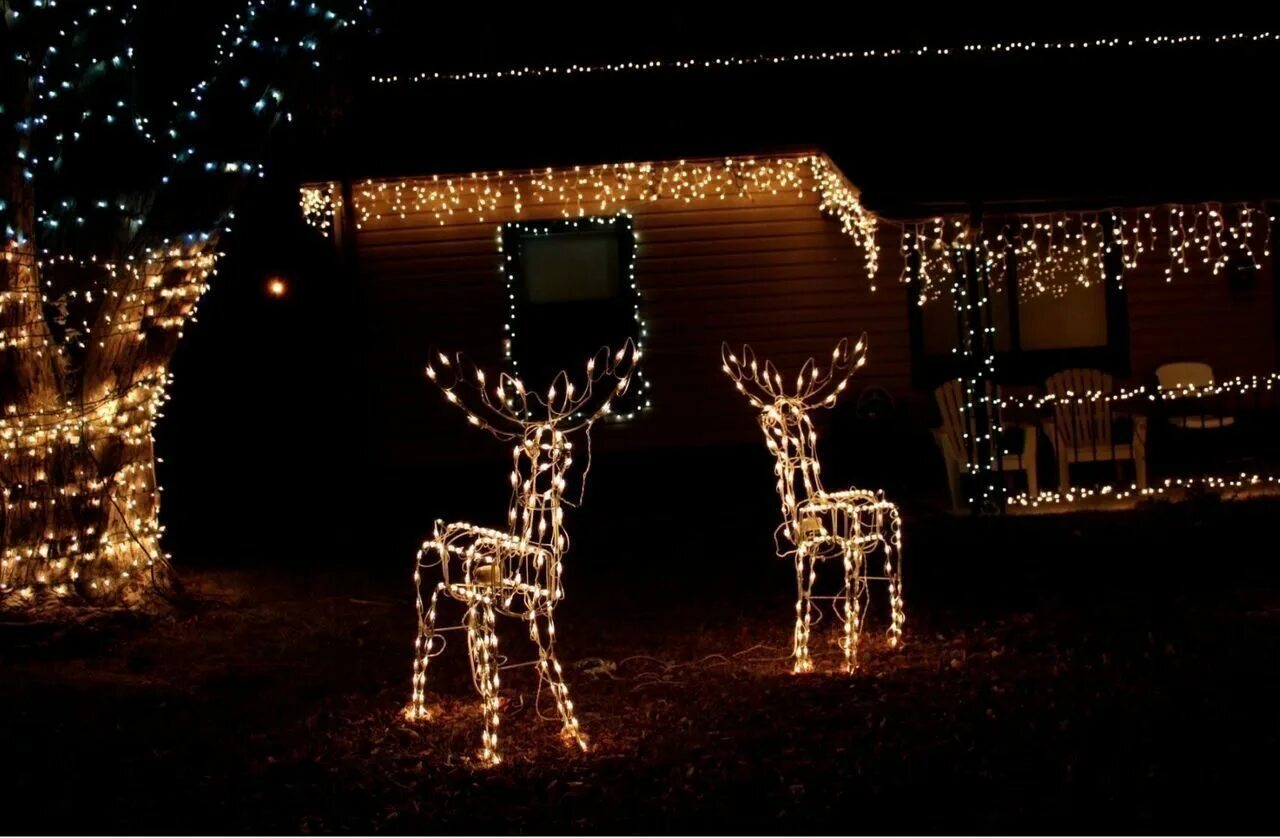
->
xmin=425 ymin=339 xmax=640 ymax=441
xmin=722 ymin=335 xmax=869 ymax=518
xmin=721 ymin=334 xmax=867 ymax=415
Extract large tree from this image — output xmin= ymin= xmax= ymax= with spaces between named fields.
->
xmin=0 ymin=0 xmax=369 ymax=608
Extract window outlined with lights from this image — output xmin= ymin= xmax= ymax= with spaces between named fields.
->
xmin=499 ymin=212 xmax=650 ymax=420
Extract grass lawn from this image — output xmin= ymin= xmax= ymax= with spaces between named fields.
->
xmin=3 ymin=497 xmax=1279 ymax=832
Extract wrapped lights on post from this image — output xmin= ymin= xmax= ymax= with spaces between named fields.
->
xmin=410 ymin=340 xmax=638 ymax=765
xmin=721 ymin=335 xmax=904 ymax=674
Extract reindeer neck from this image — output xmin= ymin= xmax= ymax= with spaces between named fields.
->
xmin=762 ymin=403 xmax=825 ymax=526
xmin=508 ymin=424 xmax=572 ymax=556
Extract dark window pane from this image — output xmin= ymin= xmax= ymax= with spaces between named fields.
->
xmin=522 ymin=233 xmax=620 ymax=302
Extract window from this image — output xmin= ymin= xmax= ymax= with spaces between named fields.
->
xmin=909 ymin=257 xmax=1127 ymax=386
xmin=521 ymin=233 xmax=620 ymax=303
xmin=500 ymin=213 xmax=649 ymax=417
xmin=1011 ymin=280 xmax=1108 ymax=351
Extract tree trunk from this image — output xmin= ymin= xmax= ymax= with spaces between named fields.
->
xmin=1 ymin=237 xmax=217 ymax=608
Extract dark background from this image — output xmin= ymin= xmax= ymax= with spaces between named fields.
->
xmin=151 ymin=4 xmax=1280 ymax=573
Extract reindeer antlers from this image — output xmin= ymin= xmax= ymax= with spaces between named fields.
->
xmin=427 ymin=339 xmax=640 ymax=438
xmin=721 ymin=334 xmax=868 ymax=409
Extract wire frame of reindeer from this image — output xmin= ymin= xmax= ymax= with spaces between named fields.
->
xmin=721 ymin=334 xmax=905 ymax=674
xmin=409 ymin=340 xmax=638 ymax=765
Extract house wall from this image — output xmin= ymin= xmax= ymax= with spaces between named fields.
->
xmin=348 ymin=173 xmax=910 ymax=465
xmin=1126 ymin=254 xmax=1277 ymax=383
xmin=337 ymin=165 xmax=1278 ymax=472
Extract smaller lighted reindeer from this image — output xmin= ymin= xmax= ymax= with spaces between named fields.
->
xmin=721 ymin=334 xmax=904 ymax=674
xmin=410 ymin=341 xmax=637 ymax=765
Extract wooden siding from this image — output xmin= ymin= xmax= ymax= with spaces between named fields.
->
xmin=351 ymin=176 xmax=908 ymax=465
xmin=1126 ymin=255 xmax=1276 ymax=384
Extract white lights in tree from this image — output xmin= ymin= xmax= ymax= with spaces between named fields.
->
xmin=410 ymin=341 xmax=638 ymax=765
xmin=722 ymin=335 xmax=904 ymax=674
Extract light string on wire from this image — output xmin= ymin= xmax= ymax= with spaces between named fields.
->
xmin=303 ymin=164 xmax=1273 ymax=305
xmin=1008 ymin=473 xmax=1280 ymax=509
xmin=411 ymin=341 xmax=638 ymax=765
xmin=993 ymin=371 xmax=1280 ymax=410
xmin=371 ymin=30 xmax=1279 ymax=85
xmin=908 ymin=204 xmax=1274 ymax=305
xmin=721 ymin=335 xmax=904 ymax=674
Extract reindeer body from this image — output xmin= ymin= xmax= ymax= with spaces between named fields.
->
xmin=410 ymin=344 xmax=635 ymax=764
xmin=724 ymin=337 xmax=905 ymax=673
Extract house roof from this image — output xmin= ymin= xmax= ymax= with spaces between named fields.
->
xmin=302 ymin=24 xmax=1279 ymax=217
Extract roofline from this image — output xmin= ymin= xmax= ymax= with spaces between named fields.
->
xmin=299 ymin=146 xmax=851 ymax=192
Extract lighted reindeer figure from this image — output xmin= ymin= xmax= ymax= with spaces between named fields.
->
xmin=721 ymin=335 xmax=905 ymax=674
xmin=410 ymin=341 xmax=638 ymax=765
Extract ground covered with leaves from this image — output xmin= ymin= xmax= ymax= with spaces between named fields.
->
xmin=3 ymin=498 xmax=1280 ymax=832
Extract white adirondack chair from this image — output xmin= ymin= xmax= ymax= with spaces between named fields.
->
xmin=933 ymin=379 xmax=1038 ymax=511
xmin=1043 ymin=369 xmax=1147 ymax=491
xmin=1155 ymin=362 xmax=1235 ymax=429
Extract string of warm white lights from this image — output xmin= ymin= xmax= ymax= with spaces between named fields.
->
xmin=912 ymin=204 xmax=1275 ymax=304
xmin=411 ymin=342 xmax=638 ymax=765
xmin=301 ymin=161 xmax=1273 ymax=305
xmin=371 ymin=31 xmax=1279 ymax=85
xmin=1008 ymin=473 xmax=1280 ymax=509
xmin=300 ymin=153 xmax=882 ymax=283
xmin=721 ymin=336 xmax=904 ymax=674
xmin=992 ymin=371 xmax=1280 ymax=409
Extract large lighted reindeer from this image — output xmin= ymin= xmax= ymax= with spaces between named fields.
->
xmin=721 ymin=335 xmax=905 ymax=674
xmin=410 ymin=341 xmax=638 ymax=765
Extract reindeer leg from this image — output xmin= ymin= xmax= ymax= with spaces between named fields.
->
xmin=466 ymin=598 xmax=503 ymax=765
xmin=792 ymin=545 xmax=816 ymax=674
xmin=410 ymin=580 xmax=445 ymax=720
xmin=530 ymin=608 xmax=588 ymax=751
xmin=841 ymin=540 xmax=865 ymax=674
xmin=884 ymin=504 xmax=905 ymax=650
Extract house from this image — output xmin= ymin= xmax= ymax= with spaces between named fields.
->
xmin=294 ymin=34 xmax=1279 ymax=510
xmin=300 ymin=152 xmax=916 ymax=463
